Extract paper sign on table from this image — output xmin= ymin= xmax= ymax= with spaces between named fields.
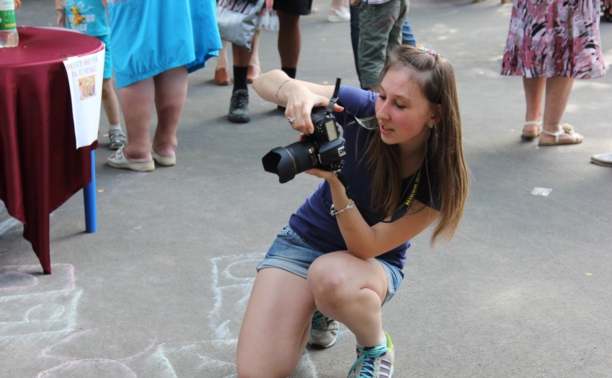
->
xmin=62 ymin=48 xmax=105 ymax=148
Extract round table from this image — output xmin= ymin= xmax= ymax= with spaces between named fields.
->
xmin=0 ymin=27 xmax=103 ymax=274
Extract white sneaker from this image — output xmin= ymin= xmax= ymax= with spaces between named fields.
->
xmin=308 ymin=310 xmax=340 ymax=349
xmin=328 ymin=7 xmax=350 ymax=22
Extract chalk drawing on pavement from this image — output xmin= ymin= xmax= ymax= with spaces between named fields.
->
xmin=1 ymin=253 xmax=321 ymax=377
xmin=0 ymin=264 xmax=80 ymax=338
xmin=38 ymin=358 xmax=137 ymax=378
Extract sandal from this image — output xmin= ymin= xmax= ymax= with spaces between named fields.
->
xmin=538 ymin=124 xmax=584 ymax=146
xmin=109 ymin=131 xmax=127 ymax=150
xmin=108 ymin=146 xmax=155 ymax=172
xmin=521 ymin=121 xmax=541 ymax=138
xmin=152 ymin=149 xmax=176 ymax=167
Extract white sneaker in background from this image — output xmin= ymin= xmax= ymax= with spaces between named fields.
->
xmin=328 ymin=7 xmax=350 ymax=22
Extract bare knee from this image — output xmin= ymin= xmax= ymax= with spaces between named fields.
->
xmin=308 ymin=255 xmax=351 ymax=310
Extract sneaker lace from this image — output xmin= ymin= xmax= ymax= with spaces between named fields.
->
xmin=231 ymin=91 xmax=248 ymax=109
xmin=348 ymin=346 xmax=388 ymax=378
xmin=311 ymin=311 xmax=329 ymax=331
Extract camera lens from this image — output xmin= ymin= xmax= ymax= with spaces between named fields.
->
xmin=262 ymin=139 xmax=318 ymax=183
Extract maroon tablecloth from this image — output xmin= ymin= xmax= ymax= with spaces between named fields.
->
xmin=0 ymin=27 xmax=102 ymax=274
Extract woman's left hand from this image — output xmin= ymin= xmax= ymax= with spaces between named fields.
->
xmin=305 ymin=168 xmax=337 ymax=181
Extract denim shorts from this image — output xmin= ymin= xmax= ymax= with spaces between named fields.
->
xmin=257 ymin=225 xmax=404 ymax=305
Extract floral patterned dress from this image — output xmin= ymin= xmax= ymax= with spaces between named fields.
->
xmin=500 ymin=0 xmax=605 ymax=79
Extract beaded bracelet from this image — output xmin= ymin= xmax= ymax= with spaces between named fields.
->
xmin=330 ymin=201 xmax=354 ymax=217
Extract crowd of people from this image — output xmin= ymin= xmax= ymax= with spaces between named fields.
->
xmin=49 ymin=0 xmax=607 ymax=377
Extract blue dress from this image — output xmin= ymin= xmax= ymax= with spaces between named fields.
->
xmin=108 ymin=0 xmax=221 ymax=88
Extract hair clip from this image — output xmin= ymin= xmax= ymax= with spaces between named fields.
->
xmin=416 ymin=44 xmax=438 ymax=57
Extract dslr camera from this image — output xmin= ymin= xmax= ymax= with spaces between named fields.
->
xmin=262 ymin=78 xmax=346 ymax=183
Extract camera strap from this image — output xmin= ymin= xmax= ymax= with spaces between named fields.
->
xmin=383 ymin=167 xmax=421 ymax=223
xmin=327 ymin=78 xmax=342 ymax=114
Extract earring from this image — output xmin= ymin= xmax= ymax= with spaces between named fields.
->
xmin=428 ymin=123 xmax=435 ymax=129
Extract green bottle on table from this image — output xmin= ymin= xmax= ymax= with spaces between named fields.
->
xmin=0 ymin=0 xmax=19 ymax=48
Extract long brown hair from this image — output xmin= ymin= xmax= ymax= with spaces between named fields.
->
xmin=364 ymin=45 xmax=469 ymax=245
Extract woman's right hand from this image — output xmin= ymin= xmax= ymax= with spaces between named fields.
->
xmin=252 ymin=69 xmax=343 ymax=134
xmin=283 ymin=89 xmax=341 ymax=135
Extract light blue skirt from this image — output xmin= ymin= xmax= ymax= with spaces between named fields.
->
xmin=108 ymin=0 xmax=221 ymax=88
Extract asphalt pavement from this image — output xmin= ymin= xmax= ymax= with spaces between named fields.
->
xmin=2 ymin=1 xmax=612 ymax=377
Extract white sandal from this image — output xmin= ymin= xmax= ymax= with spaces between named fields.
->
xmin=521 ymin=120 xmax=541 ymax=138
xmin=108 ymin=146 xmax=155 ymax=172
xmin=538 ymin=124 xmax=583 ymax=146
xmin=152 ymin=149 xmax=176 ymax=167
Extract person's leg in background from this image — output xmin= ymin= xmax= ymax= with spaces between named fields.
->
xmin=98 ymin=34 xmax=126 ymax=150
xmin=386 ymin=0 xmax=408 ymax=56
xmin=215 ymin=40 xmax=232 ymax=86
xmin=228 ymin=44 xmax=254 ymax=123
xmin=273 ymin=0 xmax=314 ymax=80
xmin=328 ymin=0 xmax=350 ymax=22
xmin=349 ymin=4 xmax=361 ymax=86
xmin=101 ymin=78 xmax=126 ymax=149
xmin=247 ymin=30 xmax=262 ymax=83
xmin=151 ymin=66 xmax=189 ymax=162
xmin=277 ymin=9 xmax=301 ymax=80
xmin=352 ymin=0 xmax=409 ymax=89
xmin=112 ymin=78 xmax=155 ymax=167
xmin=521 ymin=76 xmax=544 ymax=137
xmin=538 ymin=76 xmax=583 ymax=145
xmin=358 ymin=0 xmax=406 ymax=91
xmin=110 ymin=66 xmax=188 ymax=170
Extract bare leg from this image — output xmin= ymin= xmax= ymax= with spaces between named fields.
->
xmin=277 ymin=10 xmax=301 ymax=69
xmin=101 ymin=78 xmax=121 ymax=127
xmin=332 ymin=0 xmax=349 ymax=9
xmin=538 ymin=76 xmax=583 ymax=143
xmin=152 ymin=66 xmax=188 ymax=157
xmin=247 ymin=30 xmax=262 ymax=83
xmin=249 ymin=30 xmax=261 ymax=68
xmin=308 ymin=252 xmax=388 ymax=347
xmin=233 ymin=43 xmax=254 ymax=67
xmin=215 ymin=40 xmax=232 ymax=85
xmin=522 ymin=77 xmax=545 ymax=135
xmin=216 ymin=40 xmax=230 ymax=69
xmin=236 ymin=268 xmax=316 ymax=378
xmin=118 ymin=78 xmax=154 ymax=162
